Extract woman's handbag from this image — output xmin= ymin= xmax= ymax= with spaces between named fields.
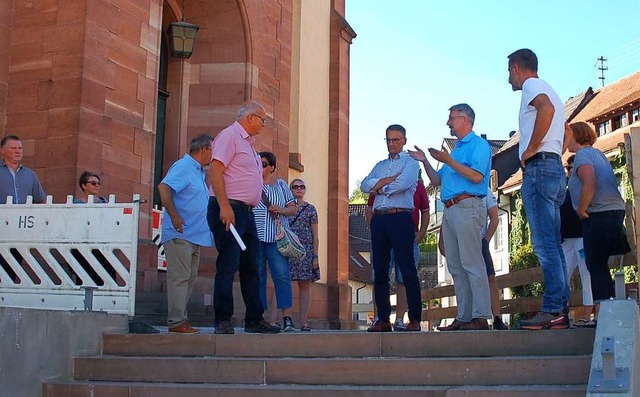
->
xmin=274 ymin=217 xmax=306 ymax=260
xmin=261 ymin=189 xmax=306 ymax=261
xmin=610 ymin=224 xmax=631 ymax=256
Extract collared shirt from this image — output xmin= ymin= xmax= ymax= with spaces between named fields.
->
xmin=209 ymin=121 xmax=262 ymax=206
xmin=0 ymin=161 xmax=46 ymax=204
xmin=367 ymin=177 xmax=429 ymax=231
xmin=438 ymin=131 xmax=491 ymax=201
xmin=361 ymin=151 xmax=419 ymax=211
xmin=160 ymin=154 xmax=213 ymax=247
xmin=518 ymin=77 xmax=565 ymax=160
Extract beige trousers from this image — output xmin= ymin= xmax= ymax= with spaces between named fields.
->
xmin=165 ymin=238 xmax=201 ymax=327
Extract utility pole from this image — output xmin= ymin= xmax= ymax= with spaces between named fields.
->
xmin=597 ymin=56 xmax=608 ymax=87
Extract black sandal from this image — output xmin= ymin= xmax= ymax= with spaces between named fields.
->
xmin=300 ymin=325 xmax=311 ymax=331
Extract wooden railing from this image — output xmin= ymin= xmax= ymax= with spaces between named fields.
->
xmin=421 ymin=252 xmax=637 ymax=329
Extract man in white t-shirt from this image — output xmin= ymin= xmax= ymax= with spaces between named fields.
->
xmin=507 ymin=49 xmax=570 ymax=330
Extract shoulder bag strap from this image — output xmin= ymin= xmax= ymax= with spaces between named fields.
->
xmin=290 ymin=203 xmax=310 ymax=227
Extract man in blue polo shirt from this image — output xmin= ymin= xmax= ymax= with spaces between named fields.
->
xmin=158 ymin=135 xmax=214 ymax=334
xmin=409 ymin=103 xmax=492 ymax=331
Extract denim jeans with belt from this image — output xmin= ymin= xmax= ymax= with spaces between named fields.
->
xmin=257 ymin=241 xmax=293 ymax=310
xmin=207 ymin=198 xmax=264 ymax=326
xmin=521 ymin=156 xmax=569 ymax=313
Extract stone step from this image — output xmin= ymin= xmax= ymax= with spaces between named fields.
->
xmin=43 ymin=381 xmax=586 ymax=397
xmin=73 ymin=355 xmax=591 ymax=386
xmin=102 ymin=328 xmax=595 ymax=358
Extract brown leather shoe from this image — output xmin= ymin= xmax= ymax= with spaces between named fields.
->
xmin=458 ymin=318 xmax=490 ymax=331
xmin=395 ymin=320 xmax=421 ymax=332
xmin=169 ymin=321 xmax=199 ymax=334
xmin=437 ymin=319 xmax=469 ymax=331
xmin=367 ymin=319 xmax=392 ymax=332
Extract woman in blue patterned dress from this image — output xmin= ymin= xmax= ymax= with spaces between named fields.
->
xmin=288 ymin=178 xmax=320 ymax=331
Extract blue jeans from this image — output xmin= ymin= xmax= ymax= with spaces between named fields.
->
xmin=207 ymin=198 xmax=264 ymax=326
xmin=257 ymin=242 xmax=293 ymax=311
xmin=521 ymin=156 xmax=569 ymax=313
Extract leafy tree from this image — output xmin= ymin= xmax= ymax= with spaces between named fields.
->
xmin=349 ymin=180 xmax=369 ymax=204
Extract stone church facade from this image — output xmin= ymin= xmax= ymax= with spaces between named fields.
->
xmin=0 ymin=0 xmax=355 ymax=328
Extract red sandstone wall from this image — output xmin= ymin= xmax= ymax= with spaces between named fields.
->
xmin=0 ymin=0 xmax=11 ymax=136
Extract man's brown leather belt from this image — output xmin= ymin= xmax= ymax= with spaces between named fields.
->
xmin=443 ymin=193 xmax=479 ymax=209
xmin=373 ymin=208 xmax=412 ymax=215
xmin=211 ymin=197 xmax=254 ymax=212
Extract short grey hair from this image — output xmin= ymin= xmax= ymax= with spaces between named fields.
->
xmin=449 ymin=103 xmax=475 ymax=125
xmin=189 ymin=134 xmax=213 ymax=153
xmin=236 ymin=101 xmax=265 ymax=120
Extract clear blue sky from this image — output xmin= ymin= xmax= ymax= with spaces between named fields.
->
xmin=346 ymin=0 xmax=640 ymax=194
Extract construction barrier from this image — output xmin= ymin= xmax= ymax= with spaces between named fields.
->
xmin=0 ymin=194 xmax=141 ymax=315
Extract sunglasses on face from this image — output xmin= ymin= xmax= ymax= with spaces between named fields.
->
xmin=87 ymin=181 xmax=101 ymax=186
xmin=262 ymin=162 xmax=271 ymax=168
xmin=291 ymin=185 xmax=306 ymax=190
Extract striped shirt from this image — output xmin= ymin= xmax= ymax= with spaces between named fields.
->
xmin=253 ymin=179 xmax=295 ymax=242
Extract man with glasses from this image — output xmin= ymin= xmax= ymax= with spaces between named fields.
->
xmin=361 ymin=124 xmax=422 ymax=332
xmin=158 ymin=134 xmax=215 ymax=334
xmin=207 ymin=101 xmax=280 ymax=334
xmin=508 ymin=49 xmax=570 ymax=330
xmin=409 ymin=103 xmax=492 ymax=331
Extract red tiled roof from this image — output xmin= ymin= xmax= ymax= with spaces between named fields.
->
xmin=349 ymin=247 xmax=372 ymax=284
xmin=443 ymin=137 xmax=508 ymax=155
xmin=564 ymin=87 xmax=596 ymax=122
xmin=572 ymin=71 xmax=640 ymax=123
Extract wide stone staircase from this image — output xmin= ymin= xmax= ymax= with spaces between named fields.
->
xmin=43 ymin=328 xmax=595 ymax=396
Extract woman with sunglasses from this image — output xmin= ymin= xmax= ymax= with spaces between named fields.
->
xmin=288 ymin=178 xmax=320 ymax=331
xmin=254 ymin=152 xmax=298 ymax=331
xmin=74 ymin=171 xmax=107 ymax=204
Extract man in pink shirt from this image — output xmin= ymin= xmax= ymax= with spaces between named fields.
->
xmin=207 ymin=101 xmax=280 ymax=334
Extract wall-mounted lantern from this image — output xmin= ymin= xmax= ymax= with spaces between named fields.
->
xmin=167 ymin=20 xmax=199 ymax=59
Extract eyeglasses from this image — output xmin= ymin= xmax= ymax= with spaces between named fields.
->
xmin=262 ymin=162 xmax=271 ymax=168
xmin=384 ymin=138 xmax=404 ymax=144
xmin=447 ymin=115 xmax=466 ymax=122
xmin=87 ymin=181 xmax=101 ymax=186
xmin=252 ymin=114 xmax=267 ymax=124
xmin=291 ymin=185 xmax=306 ymax=190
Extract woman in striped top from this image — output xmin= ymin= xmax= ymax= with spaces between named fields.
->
xmin=254 ymin=152 xmax=298 ymax=331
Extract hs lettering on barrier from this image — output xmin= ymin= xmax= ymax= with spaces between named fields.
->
xmin=18 ymin=215 xmax=34 ymax=228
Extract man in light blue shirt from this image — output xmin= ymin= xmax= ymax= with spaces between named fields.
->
xmin=361 ymin=124 xmax=422 ymax=332
xmin=409 ymin=103 xmax=492 ymax=331
xmin=158 ymin=135 xmax=214 ymax=334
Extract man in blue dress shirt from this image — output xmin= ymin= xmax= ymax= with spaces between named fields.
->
xmin=409 ymin=104 xmax=492 ymax=331
xmin=361 ymin=124 xmax=422 ymax=332
xmin=158 ymin=135 xmax=215 ymax=334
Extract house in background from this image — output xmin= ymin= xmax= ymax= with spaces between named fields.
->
xmin=348 ymin=203 xmax=373 ymax=323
